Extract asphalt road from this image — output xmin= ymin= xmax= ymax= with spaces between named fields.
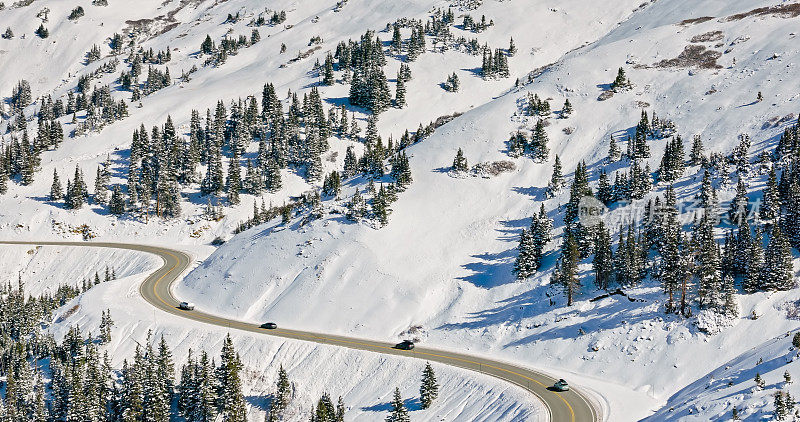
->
xmin=0 ymin=240 xmax=599 ymax=422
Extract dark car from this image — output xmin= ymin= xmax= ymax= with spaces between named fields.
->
xmin=261 ymin=322 xmax=278 ymax=329
xmin=395 ymin=340 xmax=415 ymax=350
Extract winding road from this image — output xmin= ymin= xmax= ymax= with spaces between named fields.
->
xmin=1 ymin=240 xmax=599 ymax=422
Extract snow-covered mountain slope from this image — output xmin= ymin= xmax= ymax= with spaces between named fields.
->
xmin=4 ymin=0 xmax=800 ymax=420
xmin=48 ymin=262 xmax=544 ymax=422
xmin=0 ymin=243 xmax=160 ymax=296
xmin=0 ymin=0 xmax=643 ymax=244
xmin=174 ymin=0 xmax=800 ymax=420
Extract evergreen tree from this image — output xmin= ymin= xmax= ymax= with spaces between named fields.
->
xmin=513 ymin=228 xmax=537 ymax=280
xmin=554 ymin=230 xmax=580 ymax=306
xmin=547 ymin=155 xmax=564 ymax=196
xmin=610 ymin=67 xmax=631 ymax=91
xmin=560 ymin=99 xmax=573 ymax=118
xmin=267 ymin=365 xmax=292 ymax=421
xmin=50 ymin=169 xmax=64 ymax=201
xmin=227 ymin=147 xmax=242 ymax=205
xmin=323 ymin=53 xmax=335 ymax=85
xmin=452 ymin=148 xmax=468 ymax=172
xmin=689 ymin=135 xmax=705 ymax=165
xmin=215 ymin=335 xmax=247 ymax=422
xmin=385 ymin=388 xmax=410 ymax=422
xmin=761 ymin=167 xmax=780 ymax=223
xmin=530 ymin=119 xmax=549 ymax=162
xmin=592 ymin=221 xmax=614 ymax=290
xmin=743 ymin=227 xmax=765 ymax=293
xmin=420 ymin=363 xmax=439 ymax=410
xmin=395 ymin=72 xmax=406 ymax=108
xmin=762 ymin=226 xmax=794 ymax=291
xmin=608 ymin=135 xmax=621 ymax=162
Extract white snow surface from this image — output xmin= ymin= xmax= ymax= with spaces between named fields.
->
xmin=2 ymin=0 xmax=800 ymax=420
xmin=49 ymin=262 xmax=544 ymax=422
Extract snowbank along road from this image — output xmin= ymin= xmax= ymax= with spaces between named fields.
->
xmin=0 ymin=240 xmax=599 ymax=422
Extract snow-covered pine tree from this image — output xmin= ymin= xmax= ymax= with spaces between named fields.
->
xmin=596 ymin=169 xmax=613 ymax=205
xmin=215 ymin=335 xmax=247 ymax=422
xmin=385 ymin=387 xmax=410 ymax=422
xmin=555 ymin=230 xmax=581 ymax=306
xmin=610 ymin=67 xmax=631 ymax=92
xmin=592 ymin=221 xmax=614 ymax=290
xmin=110 ymin=185 xmax=125 ymax=214
xmin=690 ymin=135 xmax=705 ymax=165
xmin=762 ymin=226 xmax=794 ymax=291
xmin=419 ymin=362 xmax=439 ymax=410
xmin=608 ymin=135 xmax=621 ymax=162
xmin=452 ymin=148 xmax=468 ymax=172
xmin=547 ymin=155 xmax=564 ymax=196
xmin=560 ymin=99 xmax=573 ymax=118
xmin=728 ymin=178 xmax=749 ymax=225
xmin=513 ymin=228 xmax=537 ymax=280
xmin=50 ymin=169 xmax=64 ymax=201
xmin=323 ymin=53 xmax=335 ymax=86
xmin=761 ymin=167 xmax=780 ymax=223
xmin=530 ymin=120 xmax=549 ymax=162
xmin=395 ymin=72 xmax=406 ymax=108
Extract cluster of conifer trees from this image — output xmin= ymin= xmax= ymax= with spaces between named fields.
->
xmin=514 ymin=111 xmax=800 ymax=315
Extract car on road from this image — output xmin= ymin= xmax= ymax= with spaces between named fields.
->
xmin=178 ymin=302 xmax=195 ymax=311
xmin=553 ymin=379 xmax=570 ymax=392
xmin=395 ymin=340 xmax=415 ymax=350
xmin=261 ymin=322 xmax=278 ymax=329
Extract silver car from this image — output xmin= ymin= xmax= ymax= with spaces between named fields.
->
xmin=553 ymin=379 xmax=570 ymax=392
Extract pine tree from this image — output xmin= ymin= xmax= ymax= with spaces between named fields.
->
xmin=755 ymin=372 xmax=765 ymax=389
xmin=452 ymin=148 xmax=468 ymax=172
xmin=690 ymin=135 xmax=705 ymax=165
xmin=50 ymin=169 xmax=64 ymax=201
xmin=610 ymin=67 xmax=631 ymax=91
xmin=762 ymin=226 xmax=794 ymax=291
xmin=761 ymin=166 xmax=780 ymax=223
xmin=227 ymin=147 xmax=242 ymax=205
xmin=513 ymin=228 xmax=537 ymax=280
xmin=215 ymin=335 xmax=247 ymax=422
xmin=323 ymin=53 xmax=335 ymax=85
xmin=268 ymin=365 xmax=292 ymax=421
xmin=560 ymin=99 xmax=573 ymax=118
xmin=94 ymin=164 xmax=110 ymax=205
xmin=530 ymin=119 xmax=550 ymax=162
xmin=419 ymin=363 xmax=439 ymax=410
xmin=596 ymin=169 xmax=613 ymax=205
xmin=554 ymin=230 xmax=581 ymax=306
xmin=395 ymin=72 xmax=406 ymax=108
xmin=386 ymin=388 xmax=410 ymax=422
xmin=743 ymin=226 xmax=765 ymax=292
xmin=728 ymin=178 xmax=749 ymax=225
xmin=547 ymin=155 xmax=564 ymax=196
xmin=593 ymin=222 xmax=614 ymax=290
xmin=608 ymin=135 xmax=621 ymax=162
xmin=786 ymin=370 xmax=793 ymax=385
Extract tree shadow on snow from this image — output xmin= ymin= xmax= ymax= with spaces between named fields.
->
xmin=361 ymin=397 xmax=421 ymax=413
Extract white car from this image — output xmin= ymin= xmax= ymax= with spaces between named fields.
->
xmin=179 ymin=302 xmax=195 ymax=311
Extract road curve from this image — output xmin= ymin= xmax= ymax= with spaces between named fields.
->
xmin=0 ymin=240 xmax=599 ymax=422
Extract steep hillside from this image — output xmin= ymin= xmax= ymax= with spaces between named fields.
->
xmin=176 ymin=0 xmax=800 ymax=420
xmin=3 ymin=0 xmax=800 ymax=420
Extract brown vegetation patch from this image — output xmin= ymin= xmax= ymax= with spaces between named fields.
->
xmin=690 ymin=30 xmax=724 ymax=43
xmin=678 ymin=16 xmax=714 ymax=25
xmin=726 ymin=3 xmax=800 ymax=21
xmin=654 ymin=45 xmax=722 ymax=69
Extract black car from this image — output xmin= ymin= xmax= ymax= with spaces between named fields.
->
xmin=395 ymin=340 xmax=415 ymax=350
xmin=261 ymin=322 xmax=278 ymax=329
